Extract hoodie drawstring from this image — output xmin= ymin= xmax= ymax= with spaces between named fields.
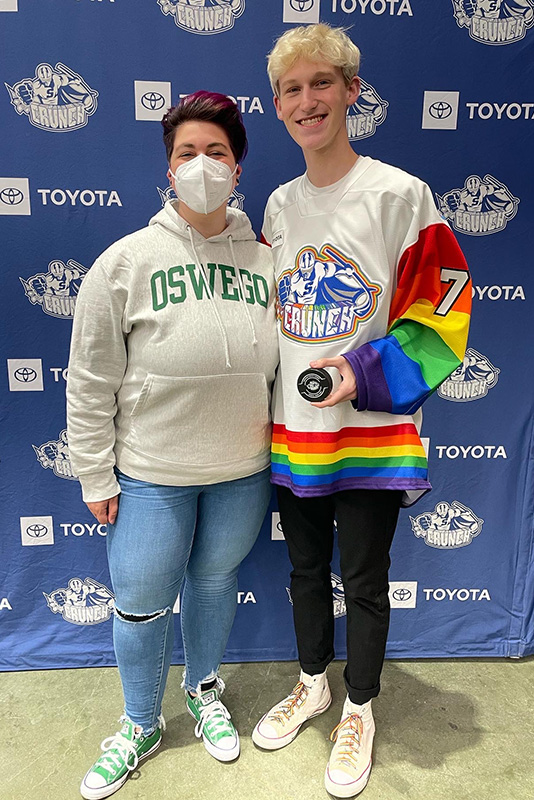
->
xmin=186 ymin=226 xmax=232 ymax=369
xmin=228 ymin=234 xmax=258 ymax=347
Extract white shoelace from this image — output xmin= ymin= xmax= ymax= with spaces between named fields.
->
xmin=98 ymin=734 xmax=139 ymax=776
xmin=97 ymin=715 xmax=166 ymax=776
xmin=194 ymin=700 xmax=233 ymax=739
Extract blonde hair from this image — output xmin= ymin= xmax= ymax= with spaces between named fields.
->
xmin=267 ymin=24 xmax=361 ymax=96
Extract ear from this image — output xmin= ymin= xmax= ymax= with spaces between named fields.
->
xmin=167 ymin=167 xmax=175 ymax=192
xmin=346 ymin=76 xmax=360 ymax=107
xmin=235 ymin=164 xmax=242 ymax=187
xmin=274 ymin=94 xmax=283 ymax=121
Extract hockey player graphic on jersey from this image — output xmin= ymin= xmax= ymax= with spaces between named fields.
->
xmin=283 ymin=246 xmax=377 ymax=311
xmin=276 ymin=245 xmax=381 ymax=342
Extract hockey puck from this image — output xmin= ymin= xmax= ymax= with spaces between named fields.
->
xmin=297 ymin=368 xmax=333 ymax=402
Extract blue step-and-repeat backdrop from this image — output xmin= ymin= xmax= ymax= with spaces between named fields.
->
xmin=2 ymin=0 xmax=534 ymax=670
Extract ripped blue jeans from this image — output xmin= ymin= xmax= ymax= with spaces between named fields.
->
xmin=106 ymin=468 xmax=271 ymax=735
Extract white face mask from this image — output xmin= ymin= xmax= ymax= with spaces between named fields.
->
xmin=171 ymin=154 xmax=237 ymax=215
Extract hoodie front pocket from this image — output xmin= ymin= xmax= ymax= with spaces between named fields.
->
xmin=128 ymin=372 xmax=270 ymax=466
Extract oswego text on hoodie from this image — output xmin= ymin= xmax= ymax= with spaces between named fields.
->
xmin=67 ymin=203 xmax=279 ymax=503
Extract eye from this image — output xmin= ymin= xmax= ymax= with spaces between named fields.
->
xmin=286 ymin=86 xmax=300 ymax=95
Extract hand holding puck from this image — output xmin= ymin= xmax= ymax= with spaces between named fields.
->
xmin=297 ymin=368 xmax=333 ymax=403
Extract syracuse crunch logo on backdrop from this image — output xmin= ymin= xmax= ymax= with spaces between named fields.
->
xmin=451 ymin=0 xmax=534 ymax=45
xmin=157 ymin=0 xmax=245 ymax=34
xmin=438 ymin=347 xmax=500 ymax=402
xmin=277 ymin=244 xmax=381 ymax=343
xmin=436 ymin=174 xmax=519 ymax=235
xmin=33 ymin=429 xmax=78 ymax=480
xmin=5 ymin=63 xmax=98 ymax=131
xmin=20 ymin=260 xmax=88 ymax=320
xmin=346 ymin=79 xmax=389 ymax=140
xmin=43 ymin=577 xmax=114 ymax=625
xmin=411 ymin=501 xmax=484 ymax=549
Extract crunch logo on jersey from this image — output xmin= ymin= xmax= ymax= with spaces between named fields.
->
xmin=277 ymin=244 xmax=381 ymax=344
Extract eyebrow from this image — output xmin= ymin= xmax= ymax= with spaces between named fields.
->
xmin=173 ymin=141 xmax=229 ymax=150
xmin=280 ymin=71 xmax=337 ymax=90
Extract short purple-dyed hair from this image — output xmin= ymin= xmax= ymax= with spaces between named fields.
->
xmin=162 ymin=90 xmax=248 ymax=164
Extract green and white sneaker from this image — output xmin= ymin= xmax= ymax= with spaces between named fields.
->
xmin=80 ymin=716 xmax=165 ymax=800
xmin=186 ymin=680 xmax=240 ymax=762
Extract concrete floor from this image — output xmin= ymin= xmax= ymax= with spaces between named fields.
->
xmin=3 ymin=658 xmax=534 ymax=800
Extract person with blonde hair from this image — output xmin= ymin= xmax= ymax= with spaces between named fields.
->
xmin=252 ymin=23 xmax=471 ymax=798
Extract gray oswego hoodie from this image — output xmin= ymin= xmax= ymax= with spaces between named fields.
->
xmin=67 ymin=202 xmax=278 ymax=503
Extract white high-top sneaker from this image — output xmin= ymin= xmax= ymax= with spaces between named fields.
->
xmin=324 ymin=696 xmax=375 ymax=798
xmin=252 ymin=670 xmax=331 ymax=750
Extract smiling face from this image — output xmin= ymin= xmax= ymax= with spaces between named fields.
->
xmin=167 ymin=120 xmax=241 ymax=192
xmin=274 ymin=59 xmax=360 ymax=158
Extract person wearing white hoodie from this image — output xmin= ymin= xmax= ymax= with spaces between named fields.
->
xmin=67 ymin=91 xmax=278 ymax=800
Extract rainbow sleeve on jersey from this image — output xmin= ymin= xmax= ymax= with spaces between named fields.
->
xmin=344 ymin=223 xmax=471 ymax=415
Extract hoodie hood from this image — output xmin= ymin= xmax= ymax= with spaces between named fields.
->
xmin=149 ymin=200 xmax=257 ymax=244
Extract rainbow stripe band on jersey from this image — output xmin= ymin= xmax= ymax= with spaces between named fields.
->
xmin=271 ymin=423 xmax=431 ymax=495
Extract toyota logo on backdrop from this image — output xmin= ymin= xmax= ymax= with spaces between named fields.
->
xmin=141 ymin=91 xmax=165 ymax=111
xmin=429 ymin=101 xmax=452 ymax=120
xmin=290 ymin=0 xmax=314 ymax=10
xmin=134 ymin=81 xmax=171 ymax=122
xmin=26 ymin=523 xmax=48 ymax=538
xmin=14 ymin=366 xmax=37 ymax=382
xmin=392 ymin=587 xmax=413 ymax=602
xmin=0 ymin=187 xmax=23 ymax=205
xmin=389 ymin=581 xmax=418 ymax=608
xmin=283 ymin=0 xmax=319 ymax=23
xmin=422 ymin=91 xmax=460 ymax=130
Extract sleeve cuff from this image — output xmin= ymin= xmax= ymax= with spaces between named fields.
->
xmin=78 ymin=471 xmax=121 ymax=504
xmin=342 ymin=350 xmax=368 ymax=411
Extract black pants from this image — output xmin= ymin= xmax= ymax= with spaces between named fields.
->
xmin=277 ymin=486 xmax=402 ymax=705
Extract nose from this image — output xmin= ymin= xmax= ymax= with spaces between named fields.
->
xmin=299 ymin=86 xmax=318 ymax=114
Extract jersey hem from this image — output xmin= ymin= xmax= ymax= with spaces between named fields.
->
xmin=270 ymin=473 xmax=431 ymax=497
